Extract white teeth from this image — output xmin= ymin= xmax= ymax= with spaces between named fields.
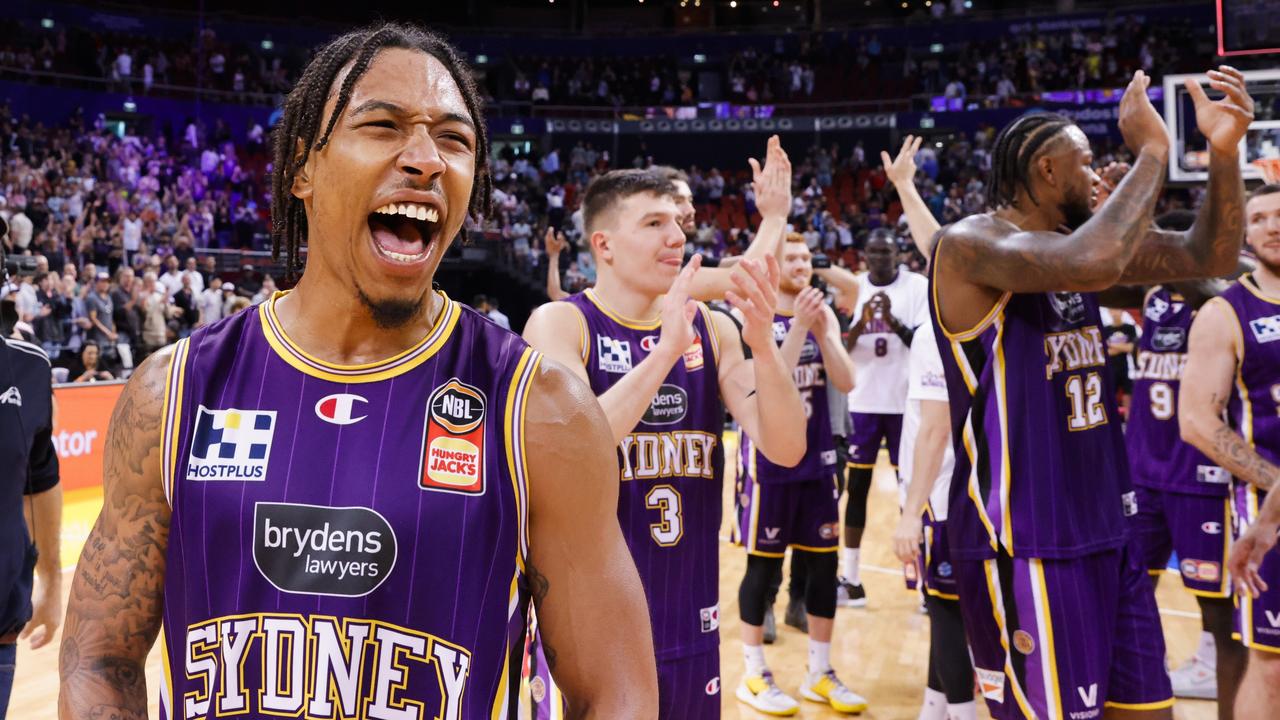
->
xmin=373 ymin=202 xmax=439 ymax=222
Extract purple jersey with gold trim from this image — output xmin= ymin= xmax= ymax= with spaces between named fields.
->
xmin=1127 ymin=286 xmax=1229 ymax=496
xmin=564 ymin=289 xmax=725 ymax=661
xmin=929 ymin=256 xmax=1133 ymax=560
xmin=156 ymin=291 xmax=539 ymax=720
xmin=740 ymin=311 xmax=836 ymax=484
xmin=1222 ymin=275 xmax=1280 ymax=526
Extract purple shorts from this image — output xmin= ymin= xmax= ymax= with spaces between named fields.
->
xmin=1131 ymin=485 xmax=1232 ymax=597
xmin=847 ymin=412 xmax=903 ymax=467
xmin=954 ymin=541 xmax=1172 ymax=719
xmin=735 ymin=474 xmax=840 ymax=557
xmin=527 ymin=634 xmax=720 ymax=720
xmin=1233 ymin=485 xmax=1280 ymax=653
xmin=904 ymin=512 xmax=959 ymax=600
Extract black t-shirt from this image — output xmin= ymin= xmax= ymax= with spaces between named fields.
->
xmin=0 ymin=337 xmax=60 ymax=636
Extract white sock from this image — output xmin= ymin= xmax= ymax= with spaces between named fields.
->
xmin=843 ymin=547 xmax=861 ymax=585
xmin=744 ymin=643 xmax=767 ymax=677
xmin=946 ymin=700 xmax=978 ymax=720
xmin=808 ymin=639 xmax=832 ymax=675
xmin=917 ymin=688 xmax=947 ymax=720
xmin=1195 ymin=631 xmax=1216 ymax=666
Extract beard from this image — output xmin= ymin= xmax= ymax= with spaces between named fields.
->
xmin=1062 ymin=195 xmax=1094 ymax=231
xmin=356 ymin=285 xmax=428 ymax=329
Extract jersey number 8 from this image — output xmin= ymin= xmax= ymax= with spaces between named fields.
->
xmin=874 ymin=337 xmax=888 ymax=357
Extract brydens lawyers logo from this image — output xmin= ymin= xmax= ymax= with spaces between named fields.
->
xmin=315 ymin=393 xmax=368 ymax=425
xmin=187 ymin=406 xmax=277 ymax=481
xmin=419 ymin=379 xmax=486 ymax=495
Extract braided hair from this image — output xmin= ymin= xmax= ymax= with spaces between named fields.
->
xmin=986 ymin=112 xmax=1075 ymax=211
xmin=270 ymin=22 xmax=492 ymax=278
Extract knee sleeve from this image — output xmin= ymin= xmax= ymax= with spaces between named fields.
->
xmin=1197 ymin=595 xmax=1235 ymax=640
xmin=739 ymin=555 xmax=783 ymax=626
xmin=799 ymin=550 xmax=838 ymax=619
xmin=844 ymin=468 xmax=874 ymax=529
xmin=926 ymin=595 xmax=974 ymax=704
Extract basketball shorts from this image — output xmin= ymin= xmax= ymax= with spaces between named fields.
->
xmin=527 ymin=641 xmax=720 ymax=720
xmin=847 ymin=412 xmax=903 ymax=468
xmin=1131 ymin=485 xmax=1232 ymax=597
xmin=954 ymin=541 xmax=1172 ymax=719
xmin=903 ymin=513 xmax=959 ymax=601
xmin=1233 ymin=485 xmax=1280 ymax=653
xmin=735 ymin=474 xmax=840 ymax=557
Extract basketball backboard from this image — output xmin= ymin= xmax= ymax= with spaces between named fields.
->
xmin=1163 ymin=68 xmax=1280 ymax=183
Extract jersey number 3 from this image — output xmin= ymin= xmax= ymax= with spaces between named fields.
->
xmin=646 ymin=485 xmax=683 ymax=546
xmin=1065 ymin=372 xmax=1108 ymax=430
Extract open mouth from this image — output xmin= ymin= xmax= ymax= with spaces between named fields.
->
xmin=368 ymin=202 xmax=442 ymax=264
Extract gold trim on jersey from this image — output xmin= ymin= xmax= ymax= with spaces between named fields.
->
xmin=569 ymin=303 xmax=590 ymax=364
xmin=161 ymin=338 xmax=191 ymax=507
xmin=258 ymin=289 xmax=459 ymax=383
xmin=583 ymin=288 xmax=661 ymax=330
xmin=944 ymin=326 xmax=1001 ymax=554
xmin=698 ymin=302 xmax=722 ymax=365
xmin=1030 ymin=559 xmax=1064 ymax=720
xmin=982 ymin=560 xmax=1037 ymax=719
xmin=993 ymin=317 xmax=1014 ymax=553
xmin=930 ymin=240 xmax=1013 ymax=340
xmin=1240 ymin=273 xmax=1280 ymax=305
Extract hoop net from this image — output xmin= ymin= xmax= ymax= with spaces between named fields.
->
xmin=1253 ymin=158 xmax=1280 ymax=184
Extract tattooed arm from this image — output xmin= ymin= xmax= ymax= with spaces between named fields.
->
xmin=1119 ymin=67 xmax=1253 ymax=285
xmin=525 ymin=358 xmax=657 ymax=719
xmin=59 ymin=347 xmax=173 ymax=719
xmin=1180 ymin=298 xmax=1279 ymax=492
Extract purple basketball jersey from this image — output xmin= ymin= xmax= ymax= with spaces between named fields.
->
xmin=740 ymin=311 xmax=836 ymax=484
xmin=1221 ymin=275 xmax=1280 ymax=535
xmin=1127 ymin=287 xmax=1229 ymax=496
xmin=156 ymin=292 xmax=539 ymax=720
xmin=929 ymin=260 xmax=1133 ymax=560
xmin=564 ymin=289 xmax=725 ymax=661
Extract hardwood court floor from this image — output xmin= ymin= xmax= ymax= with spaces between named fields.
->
xmin=12 ymin=454 xmax=1214 ymax=719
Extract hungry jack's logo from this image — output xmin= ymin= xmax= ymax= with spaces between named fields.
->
xmin=420 ymin=379 xmax=487 ymax=495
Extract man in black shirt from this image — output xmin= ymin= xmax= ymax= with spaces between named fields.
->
xmin=0 ymin=314 xmax=62 ymax=715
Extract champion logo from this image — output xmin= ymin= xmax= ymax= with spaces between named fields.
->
xmin=640 ymin=335 xmax=659 ymax=352
xmin=314 ymin=393 xmax=369 ymax=426
xmin=705 ymin=677 xmax=721 ymax=695
xmin=1201 ymin=521 xmax=1223 ymax=535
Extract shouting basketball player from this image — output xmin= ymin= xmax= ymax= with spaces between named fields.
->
xmin=1183 ymin=183 xmax=1280 ymax=720
xmin=522 ymin=167 xmax=807 ymax=719
xmin=929 ymin=67 xmax=1252 ymax=719
xmin=59 ymin=23 xmax=658 ymax=719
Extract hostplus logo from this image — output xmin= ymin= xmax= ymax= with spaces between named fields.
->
xmin=187 ymin=406 xmax=277 ymax=481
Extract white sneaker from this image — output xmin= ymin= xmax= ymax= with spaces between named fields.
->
xmin=736 ymin=671 xmax=800 ymax=716
xmin=836 ymin=576 xmax=867 ymax=608
xmin=1169 ymin=655 xmax=1216 ymax=700
xmin=801 ymin=669 xmax=869 ymax=713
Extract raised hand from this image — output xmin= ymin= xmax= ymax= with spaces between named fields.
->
xmin=881 ymin=134 xmax=923 ymax=189
xmin=749 ymin=135 xmax=793 ymax=219
xmin=1186 ymin=65 xmax=1255 ymax=155
xmin=1117 ymin=70 xmax=1170 ymax=158
xmin=728 ymin=255 xmax=782 ymax=353
xmin=792 ymin=285 xmax=827 ymax=335
xmin=657 ymin=254 xmax=702 ymax=359
xmin=544 ymin=226 xmax=567 ymax=256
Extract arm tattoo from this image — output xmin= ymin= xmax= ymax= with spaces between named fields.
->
xmin=1121 ymin=150 xmax=1244 ymax=284
xmin=1211 ymin=424 xmax=1279 ymax=492
xmin=60 ymin=358 xmax=170 ymax=719
xmin=526 ymin=559 xmax=556 ymax=671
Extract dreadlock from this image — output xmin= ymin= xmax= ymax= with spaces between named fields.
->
xmin=270 ymin=22 xmax=492 ymax=278
xmin=986 ymin=112 xmax=1075 ymax=211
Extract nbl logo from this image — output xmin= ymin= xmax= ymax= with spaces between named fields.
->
xmin=420 ymin=379 xmax=487 ymax=495
xmin=187 ymin=406 xmax=277 ymax=481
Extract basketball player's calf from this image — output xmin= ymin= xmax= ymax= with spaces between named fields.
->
xmin=841 ymin=413 xmax=902 ymax=606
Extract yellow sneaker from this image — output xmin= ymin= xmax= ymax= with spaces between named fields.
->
xmin=801 ymin=669 xmax=869 ymax=714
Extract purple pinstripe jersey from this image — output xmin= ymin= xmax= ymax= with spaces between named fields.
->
xmin=929 ymin=260 xmax=1132 ymax=560
xmin=1127 ymin=287 xmax=1229 ymax=496
xmin=740 ymin=311 xmax=836 ymax=484
xmin=156 ymin=292 xmax=539 ymax=720
xmin=564 ymin=289 xmax=725 ymax=661
xmin=1221 ymin=275 xmax=1280 ymax=524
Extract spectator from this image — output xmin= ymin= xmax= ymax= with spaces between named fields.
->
xmin=158 ymin=255 xmax=183 ymax=297
xmin=84 ymin=271 xmax=116 ymax=351
xmin=197 ymin=275 xmax=223 ymax=327
xmin=69 ymin=342 xmax=114 ymax=383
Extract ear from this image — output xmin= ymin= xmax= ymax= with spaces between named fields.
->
xmin=290 ymin=138 xmax=314 ymax=200
xmin=1035 ymin=154 xmax=1058 ymax=189
xmin=590 ymin=230 xmax=612 ymax=263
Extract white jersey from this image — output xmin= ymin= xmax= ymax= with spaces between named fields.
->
xmin=846 ymin=267 xmax=929 ymax=414
xmin=897 ymin=323 xmax=954 ymax=520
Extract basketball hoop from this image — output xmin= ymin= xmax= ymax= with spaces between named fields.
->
xmin=1253 ymin=158 xmax=1280 ymax=184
